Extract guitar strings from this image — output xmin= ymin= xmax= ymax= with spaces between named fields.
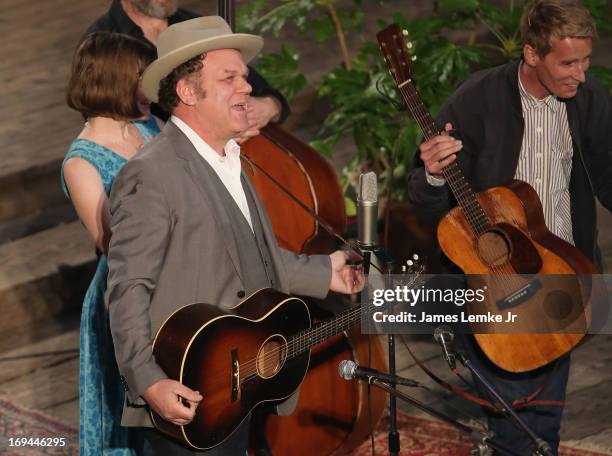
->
xmin=237 ymin=274 xmax=425 ymax=381
xmin=385 ymin=43 xmax=527 ymax=299
xmin=385 ymin=54 xmax=544 ymax=328
xmin=237 ymin=299 xmax=367 ymax=379
xmin=237 ymin=277 xmax=418 ymax=379
xmin=398 ymin=82 xmax=524 ymax=296
xmin=381 ymin=46 xmax=489 ymax=235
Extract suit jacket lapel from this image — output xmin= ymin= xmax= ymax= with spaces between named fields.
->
xmin=241 ymin=171 xmax=289 ymax=291
xmin=164 ymin=122 xmax=244 ymax=281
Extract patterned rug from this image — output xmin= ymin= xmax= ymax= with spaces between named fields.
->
xmin=352 ymin=413 xmax=611 ymax=456
xmin=0 ymin=399 xmax=77 ymax=455
xmin=1 ymin=398 xmax=608 ymax=456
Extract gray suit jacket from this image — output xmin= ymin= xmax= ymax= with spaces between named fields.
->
xmin=106 ymin=122 xmax=331 ymax=426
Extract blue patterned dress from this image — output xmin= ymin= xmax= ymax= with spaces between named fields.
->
xmin=61 ymin=117 xmax=160 ymax=455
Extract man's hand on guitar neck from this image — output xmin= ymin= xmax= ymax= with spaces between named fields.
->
xmin=419 ymin=122 xmax=463 ymax=179
xmin=143 ymin=378 xmax=203 ymax=426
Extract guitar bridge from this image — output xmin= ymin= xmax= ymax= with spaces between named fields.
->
xmin=497 ymin=278 xmax=543 ymax=310
xmin=231 ymin=348 xmax=240 ymax=402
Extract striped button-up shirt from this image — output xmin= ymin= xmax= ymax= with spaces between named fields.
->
xmin=516 ymin=65 xmax=574 ymax=245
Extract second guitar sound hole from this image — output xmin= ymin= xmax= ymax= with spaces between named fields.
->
xmin=477 ymin=229 xmax=511 ymax=268
xmin=544 ymin=290 xmax=574 ymax=321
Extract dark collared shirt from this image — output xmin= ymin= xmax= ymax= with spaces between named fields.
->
xmin=80 ymin=0 xmax=290 ymax=122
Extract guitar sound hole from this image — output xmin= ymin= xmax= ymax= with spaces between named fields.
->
xmin=477 ymin=229 xmax=511 ymax=268
xmin=256 ymin=335 xmax=287 ymax=379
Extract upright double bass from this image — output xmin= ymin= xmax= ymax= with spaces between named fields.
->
xmin=242 ymin=125 xmax=387 ymax=455
xmin=217 ymin=1 xmax=387 ymax=453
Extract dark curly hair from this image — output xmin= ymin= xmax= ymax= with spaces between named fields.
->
xmin=158 ymin=53 xmax=206 ymax=113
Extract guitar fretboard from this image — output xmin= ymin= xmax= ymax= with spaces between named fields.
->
xmin=400 ymin=80 xmax=490 ymax=233
xmin=377 ymin=25 xmax=491 ymax=235
xmin=286 ymin=272 xmax=423 ymax=359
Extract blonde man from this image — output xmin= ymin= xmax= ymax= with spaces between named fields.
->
xmin=407 ymin=1 xmax=611 ymax=454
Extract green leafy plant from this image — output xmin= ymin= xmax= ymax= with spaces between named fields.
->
xmin=237 ymin=0 xmax=612 ymax=216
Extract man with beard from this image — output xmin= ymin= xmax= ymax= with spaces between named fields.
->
xmin=82 ymin=0 xmax=288 ymax=141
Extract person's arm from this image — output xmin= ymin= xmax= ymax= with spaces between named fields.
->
xmin=276 ymin=249 xmax=363 ymax=299
xmin=277 ymin=249 xmax=333 ymax=299
xmin=405 ymin=127 xmax=457 ymax=215
xmin=63 ymin=158 xmax=111 ymax=254
xmin=106 ymin=159 xmax=201 ymax=424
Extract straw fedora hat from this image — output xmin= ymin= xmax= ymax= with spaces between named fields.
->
xmin=141 ymin=16 xmax=263 ymax=102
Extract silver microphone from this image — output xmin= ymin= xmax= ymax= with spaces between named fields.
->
xmin=338 ymin=359 xmax=419 ymax=387
xmin=357 ymin=172 xmax=378 ymax=250
xmin=434 ymin=325 xmax=456 ymax=370
xmin=338 ymin=359 xmax=358 ymax=380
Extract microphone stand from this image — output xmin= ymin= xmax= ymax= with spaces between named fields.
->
xmin=362 ymin=246 xmax=399 ymax=455
xmin=383 ymin=251 xmax=399 ymax=456
xmin=456 ymin=352 xmax=554 ymax=456
xmin=366 ymin=378 xmax=522 ymax=456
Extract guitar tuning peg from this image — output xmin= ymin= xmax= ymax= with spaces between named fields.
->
xmin=401 ymin=265 xmax=407 ymax=273
xmin=402 ymin=29 xmax=409 ymax=36
xmin=406 ymin=260 xmax=413 ymax=267
xmin=413 ymin=254 xmax=419 ymax=261
xmin=406 ymin=41 xmax=413 ymax=49
xmin=411 ymin=55 xmax=417 ymax=62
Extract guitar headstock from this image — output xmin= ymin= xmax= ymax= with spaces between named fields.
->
xmin=402 ymin=253 xmax=425 ymax=276
xmin=377 ymin=24 xmax=415 ymax=89
xmin=393 ymin=253 xmax=426 ymax=289
xmin=377 ymin=23 xmax=438 ymax=141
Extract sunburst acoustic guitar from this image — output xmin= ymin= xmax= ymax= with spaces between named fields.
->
xmin=150 ymin=263 xmax=424 ymax=450
xmin=377 ymin=23 xmax=596 ymax=373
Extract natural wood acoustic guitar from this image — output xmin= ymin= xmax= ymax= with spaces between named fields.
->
xmin=377 ymin=23 xmax=596 ymax=373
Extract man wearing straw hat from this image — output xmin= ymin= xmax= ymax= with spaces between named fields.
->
xmin=105 ymin=16 xmax=363 ymax=454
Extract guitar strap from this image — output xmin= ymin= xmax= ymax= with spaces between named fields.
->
xmin=403 ymin=339 xmax=564 ymax=411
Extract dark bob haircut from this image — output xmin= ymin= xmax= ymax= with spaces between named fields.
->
xmin=66 ymin=32 xmax=156 ymax=120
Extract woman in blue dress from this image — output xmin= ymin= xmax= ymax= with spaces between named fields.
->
xmin=62 ymin=32 xmax=159 ymax=455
